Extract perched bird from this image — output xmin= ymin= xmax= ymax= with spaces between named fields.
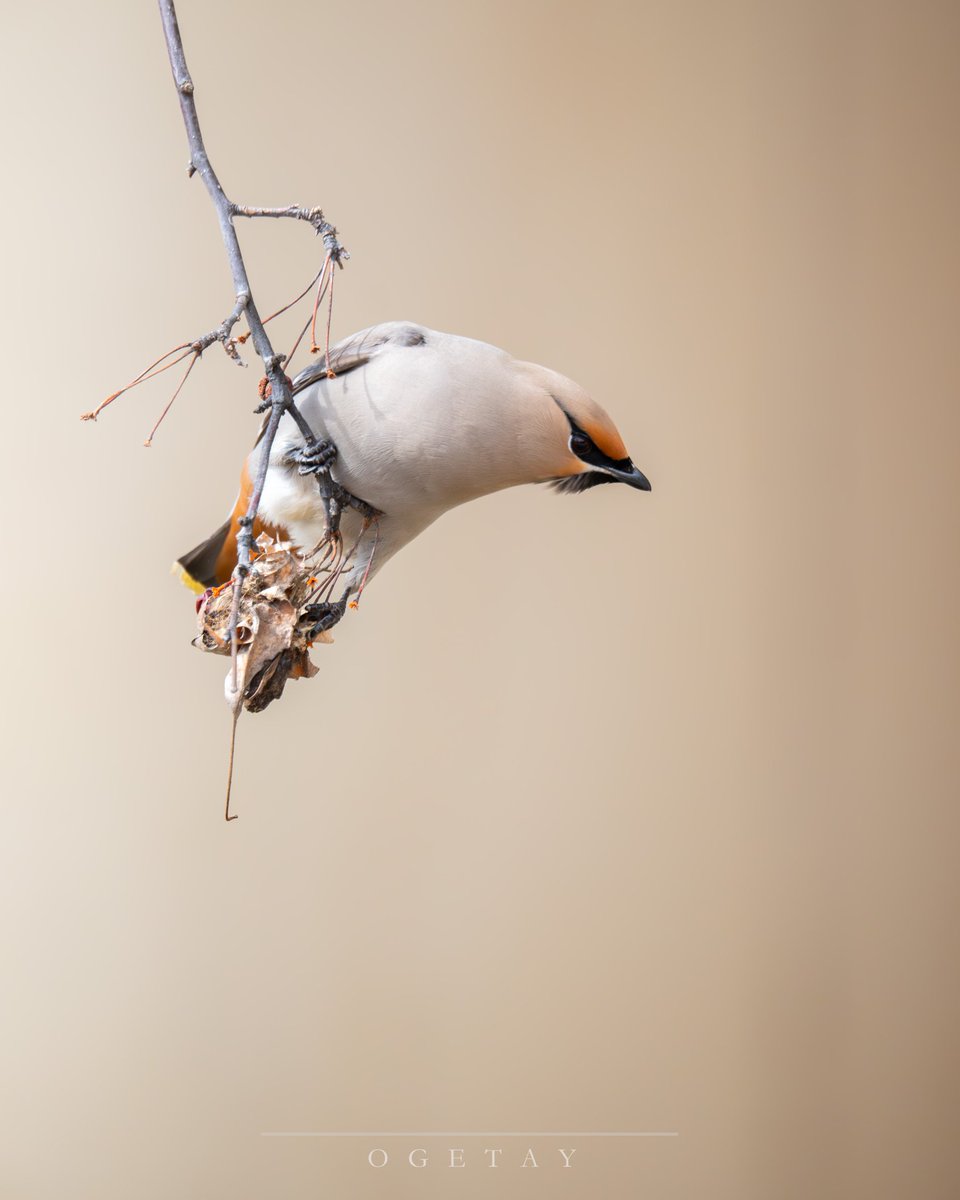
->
xmin=177 ymin=322 xmax=651 ymax=611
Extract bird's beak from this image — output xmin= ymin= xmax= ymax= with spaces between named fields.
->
xmin=606 ymin=461 xmax=652 ymax=491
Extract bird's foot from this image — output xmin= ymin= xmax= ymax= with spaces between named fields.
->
xmin=300 ymin=598 xmax=348 ymax=641
xmin=294 ymin=438 xmax=338 ymax=476
xmin=293 ymin=439 xmax=380 ymax=531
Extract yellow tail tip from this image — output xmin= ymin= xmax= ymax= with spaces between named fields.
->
xmin=171 ymin=561 xmax=206 ymax=595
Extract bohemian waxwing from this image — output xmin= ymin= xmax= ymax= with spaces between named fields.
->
xmin=177 ymin=322 xmax=651 ymax=602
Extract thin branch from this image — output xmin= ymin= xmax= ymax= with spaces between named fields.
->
xmin=309 ymin=254 xmax=333 ymax=354
xmin=156 ymin=0 xmax=347 ymax=702
xmin=286 ymin=311 xmax=316 ymax=368
xmin=223 ymin=403 xmax=289 ymax=696
xmin=233 ymin=203 xmax=326 ymax=223
xmin=81 ymin=346 xmax=193 ymax=422
xmin=81 ymin=299 xmax=248 ymax=422
xmin=143 ymin=349 xmax=200 ymax=446
xmin=323 ymin=261 xmax=337 ymax=365
xmin=232 ymin=204 xmax=349 ymax=268
xmin=251 ymin=262 xmax=328 ymax=338
xmin=225 ymin=708 xmax=241 ymax=821
xmin=351 ymin=518 xmax=382 ymax=608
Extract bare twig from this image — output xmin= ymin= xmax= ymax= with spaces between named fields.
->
xmin=81 ymin=297 xmax=251 ymax=424
xmin=233 ymin=203 xmax=327 ymax=224
xmin=155 ymin=0 xmax=347 ymax=702
xmin=232 ymin=205 xmax=349 ymax=270
xmin=351 ymin=518 xmax=382 ymax=607
xmin=143 ymin=349 xmax=200 ymax=446
xmin=323 ymin=261 xmax=337 ymax=366
xmin=225 ymin=708 xmax=240 ymax=821
xmin=81 ymin=347 xmax=193 ymax=422
xmin=253 ymin=263 xmax=328 ymax=339
xmin=308 ymin=253 xmax=333 ymax=354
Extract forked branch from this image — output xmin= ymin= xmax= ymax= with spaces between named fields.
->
xmin=153 ymin=0 xmax=347 ymax=688
xmin=87 ymin=1 xmax=351 ymax=818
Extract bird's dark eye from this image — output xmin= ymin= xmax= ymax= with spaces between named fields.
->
xmin=570 ymin=430 xmax=592 ymax=456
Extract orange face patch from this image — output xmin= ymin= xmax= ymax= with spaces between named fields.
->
xmin=578 ymin=412 xmax=628 ymax=463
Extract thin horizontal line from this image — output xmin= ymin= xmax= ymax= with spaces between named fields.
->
xmin=261 ymin=1132 xmax=678 ymax=1138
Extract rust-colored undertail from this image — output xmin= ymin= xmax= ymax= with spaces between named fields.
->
xmin=174 ymin=460 xmax=286 ymax=593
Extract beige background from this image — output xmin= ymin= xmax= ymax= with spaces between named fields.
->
xmin=2 ymin=1 xmax=958 ymax=1196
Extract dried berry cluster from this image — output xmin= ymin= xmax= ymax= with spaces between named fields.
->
xmin=194 ymin=536 xmax=332 ymax=714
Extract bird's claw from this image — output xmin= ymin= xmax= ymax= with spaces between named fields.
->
xmin=292 ymin=437 xmax=381 ymax=538
xmin=294 ymin=438 xmax=338 ymax=476
xmin=300 ymin=598 xmax=348 ymax=640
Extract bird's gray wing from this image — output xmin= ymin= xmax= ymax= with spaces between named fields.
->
xmin=252 ymin=322 xmax=429 ymax=445
xmin=291 ymin=321 xmax=428 ymax=395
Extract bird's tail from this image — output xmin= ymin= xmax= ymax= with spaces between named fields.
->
xmin=174 ymin=517 xmax=233 ymax=594
xmin=174 ymin=461 xmax=284 ymax=593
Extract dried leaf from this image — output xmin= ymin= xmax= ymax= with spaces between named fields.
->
xmin=194 ymin=535 xmax=334 ymax=713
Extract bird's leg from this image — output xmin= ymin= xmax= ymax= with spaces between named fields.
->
xmin=299 ymin=597 xmax=348 ymax=640
xmin=339 ymin=492 xmax=381 ymax=521
xmin=291 ymin=440 xmax=381 ymax=631
xmin=293 ymin=439 xmax=343 ymax=537
xmin=292 ymin=439 xmax=381 ymax=536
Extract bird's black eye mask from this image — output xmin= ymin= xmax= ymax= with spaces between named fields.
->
xmin=551 ymin=414 xmax=636 ymax=494
xmin=546 ymin=396 xmax=652 ymax=494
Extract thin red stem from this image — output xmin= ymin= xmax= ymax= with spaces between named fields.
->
xmin=309 ymin=254 xmax=332 ymax=354
xmin=143 ymin=351 xmax=200 ymax=446
xmin=324 ymin=262 xmax=336 ymax=370
xmin=82 ymin=344 xmax=194 ymax=421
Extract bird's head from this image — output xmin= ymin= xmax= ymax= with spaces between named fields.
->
xmin=537 ymin=375 xmax=651 ymax=495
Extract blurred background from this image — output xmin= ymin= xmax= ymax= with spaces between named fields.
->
xmin=2 ymin=1 xmax=958 ymax=1196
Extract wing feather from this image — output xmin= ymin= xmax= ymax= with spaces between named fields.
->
xmin=291 ymin=321 xmax=427 ymax=395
